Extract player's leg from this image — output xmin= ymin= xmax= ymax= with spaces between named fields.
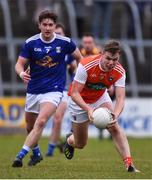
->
xmin=12 ymin=112 xmax=38 ymax=168
xmin=27 ymin=102 xmax=57 ymax=166
xmin=25 ymin=102 xmax=57 ymax=147
xmin=96 ymin=91 xmax=139 ymax=172
xmin=46 ymin=101 xmax=67 ymax=156
xmin=98 ymin=93 xmax=131 ymax=161
xmin=72 ymin=120 xmax=89 ymax=148
xmin=25 ymin=112 xmax=42 ymax=163
xmin=107 ymin=122 xmax=139 ymax=172
xmin=12 ymin=93 xmax=39 ymax=168
xmin=12 ymin=92 xmax=62 ymax=167
xmin=64 ymin=97 xmax=90 ymax=159
xmin=101 ymin=101 xmax=139 ymax=172
xmin=25 ymin=112 xmax=38 ymax=134
xmin=64 ymin=115 xmax=89 ymax=160
xmin=12 ymin=102 xmax=57 ymax=167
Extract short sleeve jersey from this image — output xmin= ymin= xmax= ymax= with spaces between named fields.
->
xmin=19 ymin=33 xmax=76 ymax=94
xmin=73 ymin=54 xmax=126 ymax=103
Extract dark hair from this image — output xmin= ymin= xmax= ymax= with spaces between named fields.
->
xmin=38 ymin=10 xmax=58 ymax=23
xmin=56 ymin=23 xmax=65 ymax=33
xmin=103 ymin=40 xmax=121 ymax=55
xmin=82 ymin=32 xmax=94 ymax=38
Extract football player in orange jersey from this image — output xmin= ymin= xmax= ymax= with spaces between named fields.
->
xmin=80 ymin=33 xmax=101 ymax=57
xmin=64 ymin=40 xmax=139 ymax=173
xmin=80 ymin=33 xmax=112 ymax=140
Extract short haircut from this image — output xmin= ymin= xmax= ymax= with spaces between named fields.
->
xmin=103 ymin=40 xmax=121 ymax=55
xmin=38 ymin=10 xmax=58 ymax=23
xmin=82 ymin=32 xmax=94 ymax=38
xmin=56 ymin=23 xmax=65 ymax=33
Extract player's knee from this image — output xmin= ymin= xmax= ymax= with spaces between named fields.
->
xmin=35 ymin=118 xmax=47 ymax=129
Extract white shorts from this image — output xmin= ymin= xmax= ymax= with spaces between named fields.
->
xmin=68 ymin=91 xmax=112 ymax=123
xmin=61 ymin=91 xmax=68 ymax=102
xmin=25 ymin=92 xmax=63 ymax=114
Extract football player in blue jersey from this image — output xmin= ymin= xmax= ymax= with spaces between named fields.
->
xmin=12 ymin=10 xmax=82 ymax=167
xmin=45 ymin=23 xmax=77 ymax=157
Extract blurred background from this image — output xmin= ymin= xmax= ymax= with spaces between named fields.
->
xmin=0 ymin=0 xmax=152 ymax=138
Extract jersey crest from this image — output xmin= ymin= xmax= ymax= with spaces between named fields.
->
xmin=36 ymin=56 xmax=58 ymax=68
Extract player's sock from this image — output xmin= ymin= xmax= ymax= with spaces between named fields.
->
xmin=16 ymin=145 xmax=30 ymax=159
xmin=123 ymin=156 xmax=132 ymax=168
xmin=32 ymin=145 xmax=41 ymax=157
xmin=46 ymin=143 xmax=56 ymax=156
xmin=123 ymin=156 xmax=140 ymax=172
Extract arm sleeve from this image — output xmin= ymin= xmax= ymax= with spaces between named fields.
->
xmin=66 ymin=39 xmax=76 ymax=54
xmin=114 ymin=73 xmax=126 ymax=87
xmin=74 ymin=63 xmax=87 ymax=84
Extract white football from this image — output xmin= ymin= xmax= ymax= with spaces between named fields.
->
xmin=93 ymin=107 xmax=113 ymax=129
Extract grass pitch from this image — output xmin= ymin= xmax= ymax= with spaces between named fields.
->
xmin=0 ymin=135 xmax=151 ymax=179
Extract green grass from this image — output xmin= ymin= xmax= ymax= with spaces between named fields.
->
xmin=0 ymin=135 xmax=152 ymax=179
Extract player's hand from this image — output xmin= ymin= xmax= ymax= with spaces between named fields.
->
xmin=19 ymin=71 xmax=31 ymax=83
xmin=25 ymin=67 xmax=30 ymax=74
xmin=107 ymin=113 xmax=117 ymax=128
xmin=87 ymin=108 xmax=94 ymax=123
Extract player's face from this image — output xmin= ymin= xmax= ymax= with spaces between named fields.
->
xmin=82 ymin=36 xmax=95 ymax=51
xmin=100 ymin=52 xmax=120 ymax=71
xmin=55 ymin=27 xmax=65 ymax=36
xmin=39 ymin=18 xmax=56 ymax=41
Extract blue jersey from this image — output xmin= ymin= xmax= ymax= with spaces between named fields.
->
xmin=19 ymin=33 xmax=76 ymax=94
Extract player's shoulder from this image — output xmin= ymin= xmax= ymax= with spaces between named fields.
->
xmin=80 ymin=54 xmax=101 ymax=66
xmin=55 ymin=34 xmax=71 ymax=43
xmin=114 ymin=62 xmax=125 ymax=75
xmin=93 ymin=46 xmax=102 ymax=54
xmin=25 ymin=34 xmax=40 ymax=44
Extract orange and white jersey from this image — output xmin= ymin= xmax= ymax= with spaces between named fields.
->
xmin=73 ymin=54 xmax=126 ymax=104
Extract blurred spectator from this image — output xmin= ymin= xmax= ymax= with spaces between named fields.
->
xmin=80 ymin=33 xmax=101 ymax=57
